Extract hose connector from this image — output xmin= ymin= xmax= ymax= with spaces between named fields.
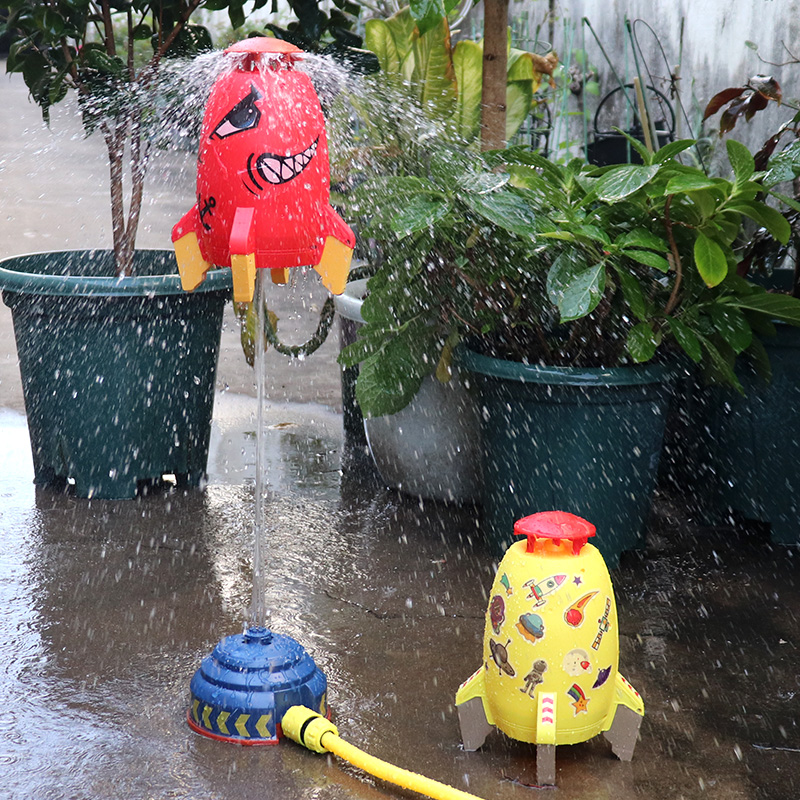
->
xmin=282 ymin=706 xmax=338 ymax=754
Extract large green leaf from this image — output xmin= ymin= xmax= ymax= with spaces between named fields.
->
xmin=408 ymin=0 xmax=456 ymax=36
xmin=724 ymin=292 xmax=800 ymax=325
xmin=365 ymin=9 xmax=416 ymax=78
xmin=365 ymin=18 xmax=402 ymax=74
xmin=463 ymin=189 xmax=538 ymax=236
xmin=627 ymin=322 xmax=660 ymax=362
xmin=413 ymin=15 xmax=457 ymax=119
xmin=355 ymin=318 xmax=440 ymax=417
xmin=614 ymin=267 xmax=648 ymax=321
xmin=707 ymin=304 xmax=753 ymax=354
xmin=664 ymin=173 xmax=721 ymax=194
xmin=616 ymin=228 xmax=668 ymax=250
xmin=622 ymin=248 xmax=671 ymax=272
xmin=391 ymin=194 xmax=451 ymax=235
xmin=763 ymin=140 xmax=800 ymax=186
xmin=726 ymin=138 xmax=755 ymax=184
xmin=505 ymin=50 xmax=536 ymax=141
xmin=726 ymin=199 xmax=791 ymax=244
xmin=506 ymin=79 xmax=533 ymax=142
xmin=693 ymin=233 xmax=728 ymax=287
xmin=452 ymin=39 xmax=482 ymax=141
xmin=653 ymin=139 xmax=697 ymax=164
xmin=666 ymin=317 xmax=702 ymax=362
xmin=595 ymin=165 xmax=659 ymax=202
xmin=546 ymin=252 xmax=606 ymax=321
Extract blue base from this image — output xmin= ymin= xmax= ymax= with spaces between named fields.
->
xmin=188 ymin=627 xmax=328 ymax=744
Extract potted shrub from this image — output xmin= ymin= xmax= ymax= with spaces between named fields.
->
xmin=333 ymin=3 xmax=555 ymax=501
xmin=673 ymin=73 xmax=800 ymax=544
xmin=0 ymin=1 xmax=241 ymax=498
xmin=340 ymin=130 xmax=800 ymax=562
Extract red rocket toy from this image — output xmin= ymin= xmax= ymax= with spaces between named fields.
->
xmin=172 ymin=38 xmax=355 ymax=303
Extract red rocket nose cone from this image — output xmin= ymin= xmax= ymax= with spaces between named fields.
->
xmin=225 ymin=37 xmax=304 ymax=56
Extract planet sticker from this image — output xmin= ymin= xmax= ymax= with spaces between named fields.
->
xmin=563 ymin=648 xmax=592 ymax=676
xmin=516 ymin=613 xmax=545 ymax=643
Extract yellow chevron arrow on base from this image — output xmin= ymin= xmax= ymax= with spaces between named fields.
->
xmin=255 ymin=713 xmax=272 ymax=738
xmin=202 ymin=705 xmax=212 ymax=729
xmin=235 ymin=713 xmax=250 ymax=738
xmin=217 ymin=710 xmax=230 ymax=735
xmin=191 ymin=699 xmax=201 ymax=724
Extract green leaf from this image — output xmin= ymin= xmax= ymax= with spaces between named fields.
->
xmin=726 ymin=138 xmax=755 ymax=183
xmin=355 ymin=317 xmax=439 ymax=416
xmin=413 ymin=15 xmax=456 ymax=118
xmin=390 ymin=194 xmax=450 ymax=235
xmin=409 ymin=0 xmax=446 ymax=36
xmin=611 ymin=128 xmax=652 ymax=164
xmin=653 ymin=139 xmax=697 ymax=164
xmin=745 ymin=335 xmax=772 ymax=382
xmin=41 ymin=9 xmax=65 ymax=38
xmin=622 ymin=248 xmax=671 ymax=272
xmin=686 ymin=188 xmax=719 ymax=220
xmin=627 ymin=322 xmax=660 ymax=362
xmin=666 ymin=318 xmax=702 ymax=362
xmin=131 ymin=23 xmax=153 ymax=41
xmin=616 ymin=228 xmax=668 ymax=250
xmin=664 ymin=173 xmax=720 ymax=193
xmin=707 ymin=304 xmax=753 ymax=354
xmin=462 ymin=190 xmax=538 ymax=236
xmin=697 ymin=334 xmax=744 ymax=394
xmin=546 ymin=252 xmax=606 ymax=321
xmin=452 ymin=39 xmax=482 ymax=142
xmin=725 ymin=291 xmax=800 ymax=325
xmin=763 ymin=140 xmax=800 ymax=186
xmin=694 ymin=234 xmax=728 ymax=287
xmin=614 ymin=267 xmax=648 ymax=321
xmin=229 ymin=2 xmax=246 ymax=30
xmin=595 ymin=164 xmax=659 ymax=202
xmin=726 ymin=199 xmax=791 ymax=245
xmin=575 ymin=224 xmax=610 ymax=246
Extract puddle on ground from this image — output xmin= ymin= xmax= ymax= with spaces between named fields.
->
xmin=0 ymin=401 xmax=798 ymax=800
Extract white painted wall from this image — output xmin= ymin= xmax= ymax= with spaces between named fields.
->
xmin=494 ymin=0 xmax=800 ymax=158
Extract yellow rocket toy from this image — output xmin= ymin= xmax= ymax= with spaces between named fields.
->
xmin=455 ymin=511 xmax=643 ymax=785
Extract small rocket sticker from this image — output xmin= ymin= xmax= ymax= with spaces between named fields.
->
xmin=524 ymin=574 xmax=567 ymax=606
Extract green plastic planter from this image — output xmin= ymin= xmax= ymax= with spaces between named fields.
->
xmin=0 ymin=250 xmax=231 ymax=499
xmin=459 ymin=349 xmax=674 ymax=565
xmin=692 ymin=324 xmax=800 ymax=545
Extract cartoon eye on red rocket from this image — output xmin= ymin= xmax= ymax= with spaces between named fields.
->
xmin=212 ymin=85 xmax=263 ymax=139
xmin=172 ymin=38 xmax=355 ymax=303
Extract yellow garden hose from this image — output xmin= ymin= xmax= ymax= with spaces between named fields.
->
xmin=281 ymin=706 xmax=486 ymax=800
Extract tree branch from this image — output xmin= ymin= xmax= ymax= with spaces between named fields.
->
xmin=480 ymin=0 xmax=509 ymax=151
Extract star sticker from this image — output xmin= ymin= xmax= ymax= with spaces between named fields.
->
xmin=573 ymin=575 xmax=583 ymax=586
xmin=571 ymin=693 xmax=590 ymax=714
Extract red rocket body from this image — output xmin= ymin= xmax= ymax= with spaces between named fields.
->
xmin=172 ymin=38 xmax=354 ymax=302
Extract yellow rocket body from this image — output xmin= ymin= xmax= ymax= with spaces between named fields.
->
xmin=456 ymin=511 xmax=643 ymax=758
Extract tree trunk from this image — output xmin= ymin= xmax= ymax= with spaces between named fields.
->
xmin=480 ymin=0 xmax=509 ymax=151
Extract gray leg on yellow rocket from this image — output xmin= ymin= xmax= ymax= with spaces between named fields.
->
xmin=603 ymin=705 xmax=643 ymax=761
xmin=536 ymin=745 xmax=557 ymax=787
xmin=457 ymin=697 xmax=493 ymax=752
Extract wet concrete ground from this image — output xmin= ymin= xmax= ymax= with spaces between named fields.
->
xmin=2 ymin=68 xmax=800 ymax=800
